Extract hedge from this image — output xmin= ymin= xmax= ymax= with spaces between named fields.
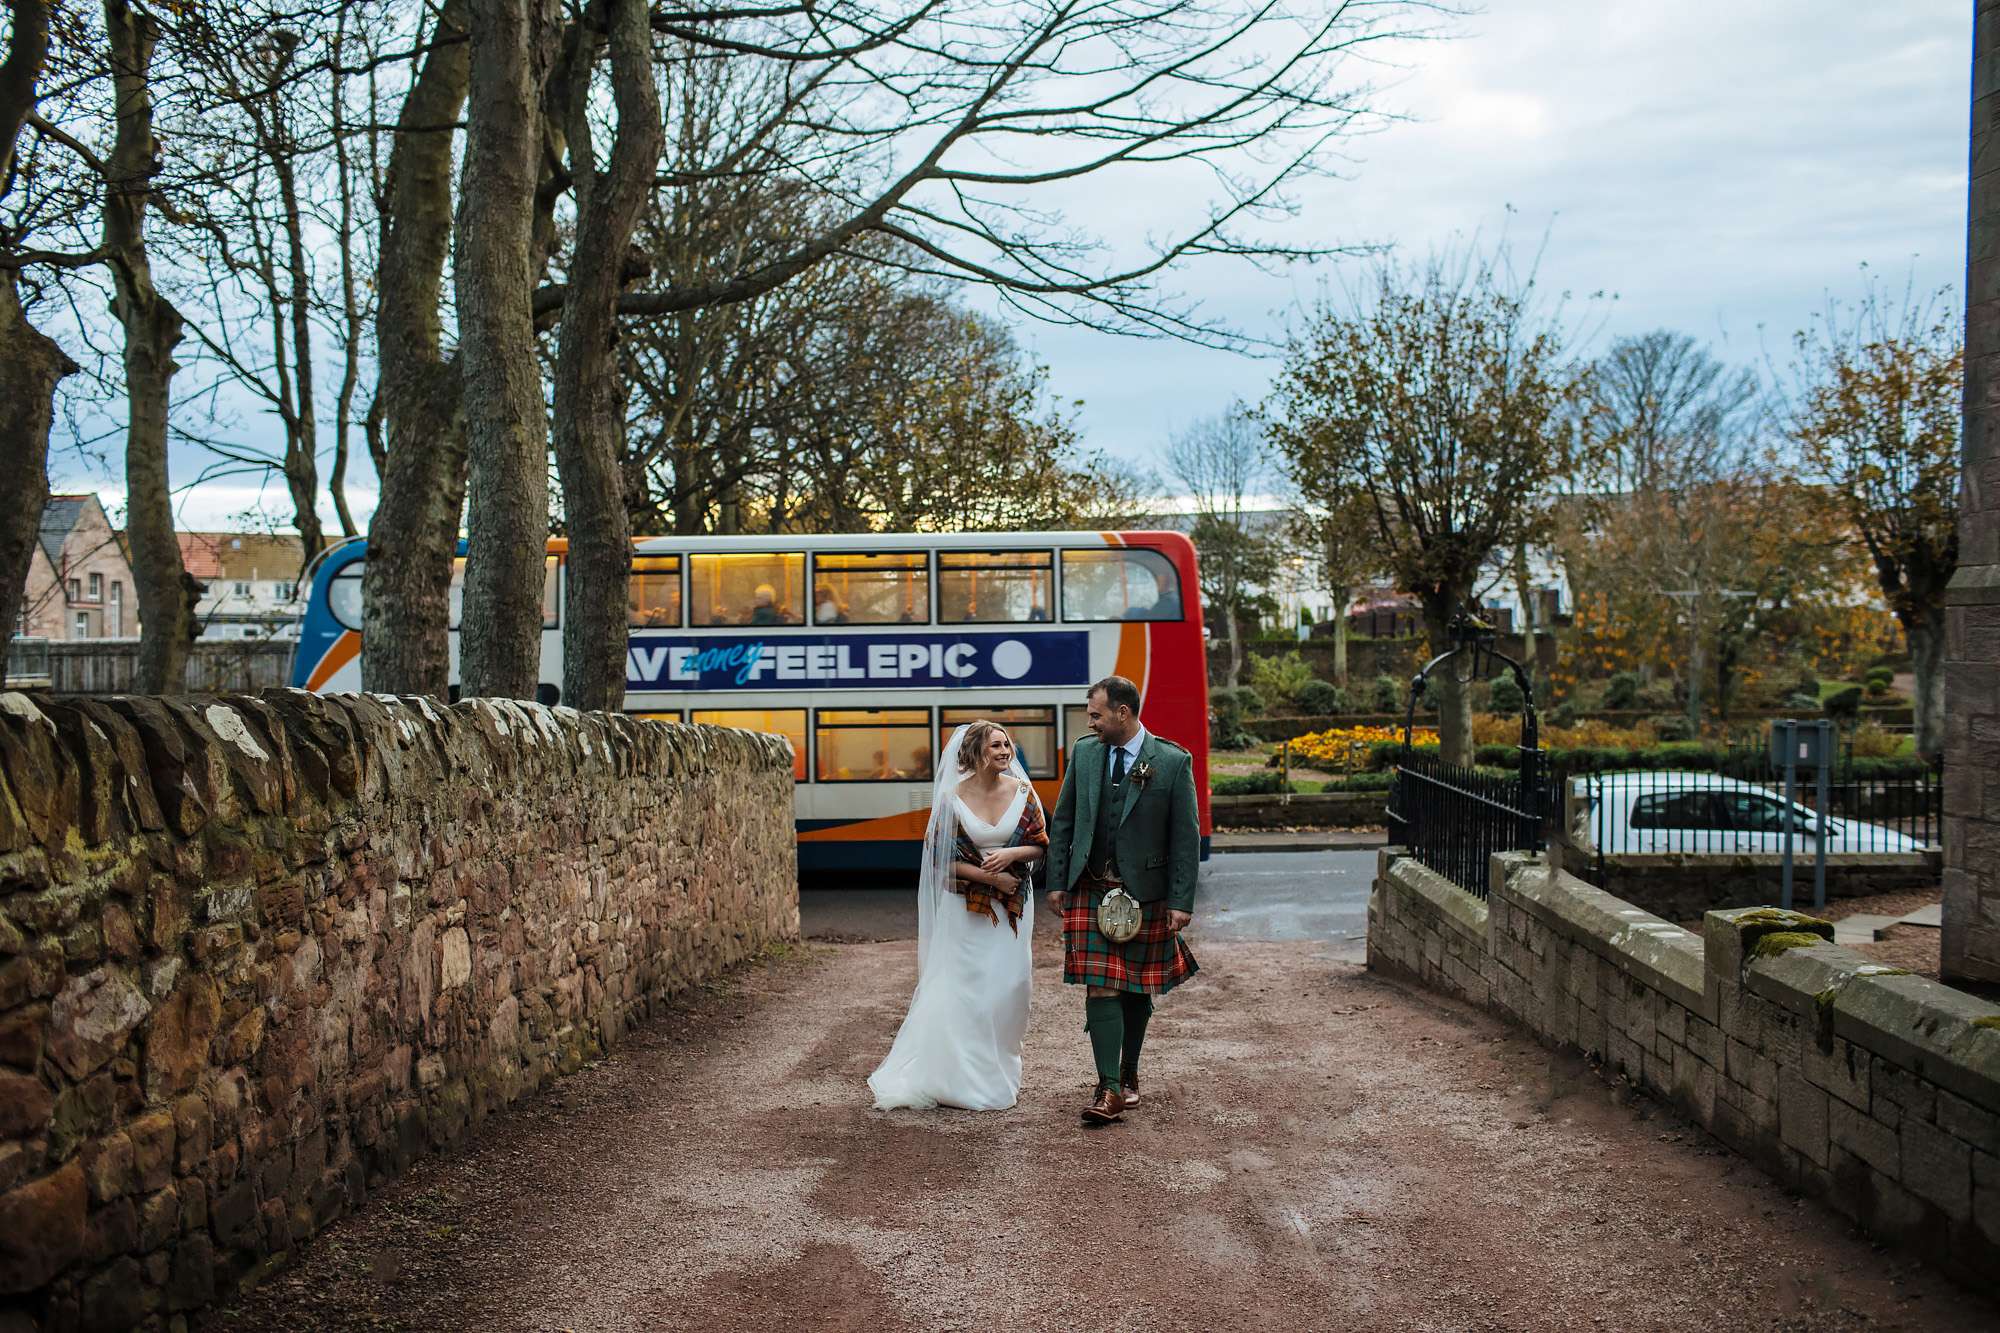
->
xmin=1359 ymin=739 xmax=1933 ymax=780
xmin=1212 ymin=771 xmax=1395 ymax=796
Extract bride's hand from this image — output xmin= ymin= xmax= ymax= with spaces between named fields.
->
xmin=979 ymin=848 xmax=1019 ymax=873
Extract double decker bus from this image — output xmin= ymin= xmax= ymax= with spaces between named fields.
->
xmin=290 ymin=530 xmax=1211 ymax=871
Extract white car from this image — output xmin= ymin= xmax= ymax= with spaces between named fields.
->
xmin=1581 ymin=771 xmax=1930 ymax=856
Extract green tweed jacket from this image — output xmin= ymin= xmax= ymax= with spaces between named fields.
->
xmin=1047 ymin=731 xmax=1200 ymax=915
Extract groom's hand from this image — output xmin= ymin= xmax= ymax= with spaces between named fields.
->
xmin=1046 ymin=889 xmax=1066 ymax=913
xmin=1167 ymin=909 xmax=1192 ymax=934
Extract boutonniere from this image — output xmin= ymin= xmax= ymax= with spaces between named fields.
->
xmin=1130 ymin=761 xmax=1155 ymax=789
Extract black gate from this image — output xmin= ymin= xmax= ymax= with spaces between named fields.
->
xmin=1384 ymin=616 xmax=1551 ymax=899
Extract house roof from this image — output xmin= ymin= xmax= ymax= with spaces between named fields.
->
xmin=38 ymin=494 xmax=94 ymax=565
xmin=177 ymin=532 xmax=306 ymax=583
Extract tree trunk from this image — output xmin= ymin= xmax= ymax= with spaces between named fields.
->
xmin=1684 ymin=599 xmax=1705 ymax=732
xmin=551 ymin=0 xmax=662 ymax=713
xmin=0 ymin=4 xmax=67 ymax=653
xmin=1221 ymin=604 xmax=1242 ymax=688
xmin=327 ymin=7 xmax=362 ymax=542
xmin=0 ymin=276 xmax=74 ymax=649
xmin=1331 ymin=584 xmax=1350 ymax=684
xmin=1907 ymin=608 xmax=1946 ymax=763
xmin=456 ymin=0 xmax=561 ymax=701
xmin=274 ymin=144 xmax=325 ymax=573
xmin=1510 ymin=545 xmax=1536 ymax=700
xmin=362 ymin=0 xmax=471 ymax=697
xmin=105 ymin=0 xmax=192 ymax=695
xmin=1421 ymin=593 xmax=1473 ymax=767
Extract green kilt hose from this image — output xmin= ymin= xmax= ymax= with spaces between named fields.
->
xmin=1062 ymin=871 xmax=1198 ymax=995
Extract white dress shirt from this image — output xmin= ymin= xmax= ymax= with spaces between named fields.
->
xmin=1106 ymin=724 xmax=1148 ymax=783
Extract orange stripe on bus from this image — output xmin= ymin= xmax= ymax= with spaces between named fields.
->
xmin=797 ymin=781 xmax=1062 ymax=843
xmin=1114 ymin=621 xmax=1150 ymax=696
xmin=306 ymin=631 xmax=361 ymax=690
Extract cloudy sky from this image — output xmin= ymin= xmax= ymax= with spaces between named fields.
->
xmin=52 ymin=0 xmax=1971 ymax=527
xmin=1039 ymin=0 xmax=1971 ymax=465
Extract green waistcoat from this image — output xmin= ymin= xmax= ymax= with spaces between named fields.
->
xmin=1047 ymin=731 xmax=1200 ymax=915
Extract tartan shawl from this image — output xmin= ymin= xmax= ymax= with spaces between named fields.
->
xmin=949 ymin=786 xmax=1048 ymax=934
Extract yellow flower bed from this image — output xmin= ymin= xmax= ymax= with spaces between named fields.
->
xmin=1286 ymin=714 xmax=1663 ymax=771
xmin=1282 ymin=723 xmax=1437 ymax=770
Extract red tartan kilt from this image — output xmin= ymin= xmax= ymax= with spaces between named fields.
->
xmin=1061 ymin=874 xmax=1199 ymax=995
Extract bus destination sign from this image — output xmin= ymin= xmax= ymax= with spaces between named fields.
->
xmin=625 ymin=631 xmax=1093 ymax=691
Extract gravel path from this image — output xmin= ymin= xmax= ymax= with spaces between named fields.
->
xmin=205 ymin=923 xmax=1992 ymax=1332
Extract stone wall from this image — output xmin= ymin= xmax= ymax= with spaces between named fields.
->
xmin=0 ymin=691 xmax=797 ymax=1329
xmin=1944 ymin=0 xmax=2000 ymax=982
xmin=1561 ymin=850 xmax=1941 ymax=921
xmin=1209 ymin=791 xmax=1384 ymax=830
xmin=1368 ymin=850 xmax=2000 ymax=1287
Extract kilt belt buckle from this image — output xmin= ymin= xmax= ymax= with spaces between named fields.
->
xmin=1095 ymin=868 xmax=1143 ymax=944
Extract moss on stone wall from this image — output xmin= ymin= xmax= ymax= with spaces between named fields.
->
xmin=1750 ymin=930 xmax=1830 ymax=959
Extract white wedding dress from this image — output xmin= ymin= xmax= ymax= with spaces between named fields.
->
xmin=868 ymin=739 xmax=1036 ymax=1112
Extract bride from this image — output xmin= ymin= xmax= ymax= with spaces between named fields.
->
xmin=868 ymin=720 xmax=1046 ymax=1111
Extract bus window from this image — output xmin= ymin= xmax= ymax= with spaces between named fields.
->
xmin=629 ymin=555 xmax=682 ymax=627
xmin=449 ymin=556 xmax=560 ymax=629
xmin=1064 ymin=705 xmax=1091 ymax=767
xmin=941 ymin=707 xmax=1057 ymax=779
xmin=938 ymin=550 xmax=1053 ymax=623
xmin=689 ymin=553 xmax=804 ymax=627
xmin=813 ymin=551 xmax=928 ymax=625
xmin=629 ymin=711 xmax=683 ymax=724
xmin=328 ymin=562 xmax=365 ymax=630
xmin=691 ymin=708 xmax=806 ymax=781
xmin=1061 ymin=548 xmax=1182 ymax=622
xmin=816 ymin=708 xmax=933 ymax=782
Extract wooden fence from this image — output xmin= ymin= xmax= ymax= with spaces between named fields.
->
xmin=4 ymin=638 xmax=295 ymax=694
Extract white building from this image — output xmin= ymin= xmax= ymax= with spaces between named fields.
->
xmin=177 ymin=532 xmax=309 ymax=641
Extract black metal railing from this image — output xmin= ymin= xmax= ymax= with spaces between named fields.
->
xmin=1387 ymin=749 xmax=1549 ymax=898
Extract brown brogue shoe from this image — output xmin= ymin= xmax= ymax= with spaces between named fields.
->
xmin=1080 ymin=1085 xmax=1126 ymax=1126
xmin=1120 ymin=1067 xmax=1140 ymax=1107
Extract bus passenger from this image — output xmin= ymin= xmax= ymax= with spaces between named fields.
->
xmin=816 ymin=593 xmax=850 ymax=624
xmin=747 ymin=584 xmax=796 ymax=626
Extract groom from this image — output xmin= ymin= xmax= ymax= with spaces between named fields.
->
xmin=1046 ymin=675 xmax=1200 ymax=1126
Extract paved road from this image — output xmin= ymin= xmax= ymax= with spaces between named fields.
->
xmin=801 ymin=849 xmax=1377 ymax=955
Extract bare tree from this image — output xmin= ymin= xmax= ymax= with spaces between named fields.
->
xmin=1298 ymin=488 xmax=1377 ymax=685
xmin=325 ymin=3 xmax=379 ymax=540
xmin=105 ymin=0 xmax=197 ymax=693
xmin=439 ymin=0 xmax=1447 ymax=702
xmin=455 ymin=0 xmax=561 ymax=701
xmin=361 ymin=0 xmax=469 ymax=698
xmin=551 ymin=0 xmax=662 ymax=712
xmin=1567 ymin=330 xmax=1761 ymax=725
xmin=1266 ymin=247 xmax=1584 ymax=765
xmin=1166 ymin=403 xmax=1266 ymax=687
xmin=165 ymin=12 xmax=336 ymax=576
xmin=0 ymin=0 xmax=78 ymax=646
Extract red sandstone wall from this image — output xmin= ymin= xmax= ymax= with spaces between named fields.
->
xmin=0 ymin=691 xmax=797 ymax=1329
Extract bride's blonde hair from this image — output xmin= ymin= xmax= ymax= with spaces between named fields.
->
xmin=957 ymin=720 xmax=1011 ymax=774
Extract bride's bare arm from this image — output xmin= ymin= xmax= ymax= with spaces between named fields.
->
xmin=954 ymin=860 xmax=1003 ymax=886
